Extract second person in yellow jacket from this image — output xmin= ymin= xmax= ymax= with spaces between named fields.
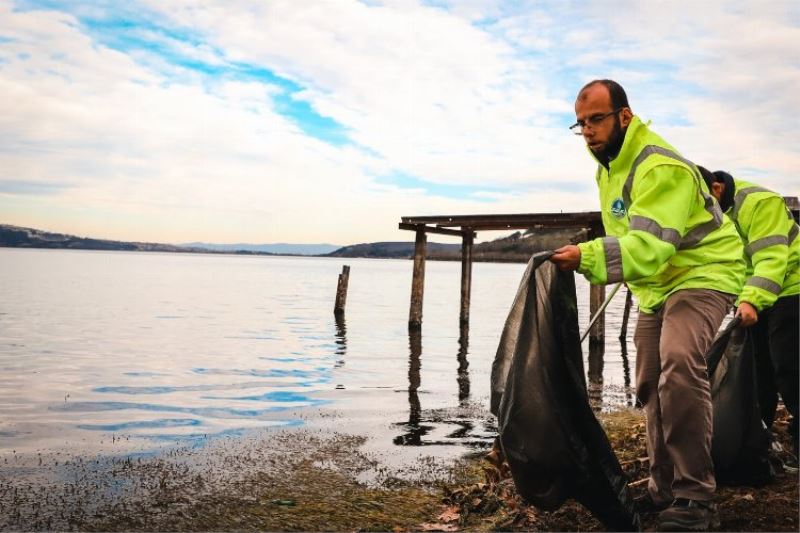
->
xmin=700 ymin=167 xmax=799 ymax=452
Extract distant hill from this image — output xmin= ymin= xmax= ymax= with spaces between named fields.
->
xmin=326 ymin=228 xmax=585 ymax=263
xmin=0 ymin=224 xmax=343 ymax=256
xmin=433 ymin=228 xmax=585 ymax=262
xmin=1 ymin=224 xmax=585 ymax=263
xmin=326 ymin=241 xmax=461 ymax=259
xmin=182 ymin=242 xmax=341 ymax=256
xmin=0 ymin=224 xmax=207 ymax=253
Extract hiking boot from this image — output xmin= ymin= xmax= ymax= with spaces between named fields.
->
xmin=658 ymin=498 xmax=720 ymax=532
xmin=634 ymin=492 xmax=669 ymax=514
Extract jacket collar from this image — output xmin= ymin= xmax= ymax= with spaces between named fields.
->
xmin=586 ymin=115 xmax=645 ymax=172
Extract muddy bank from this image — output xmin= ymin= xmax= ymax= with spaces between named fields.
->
xmin=0 ymin=408 xmax=796 ymax=531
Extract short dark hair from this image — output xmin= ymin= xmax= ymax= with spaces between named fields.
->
xmin=579 ymin=79 xmax=630 ymax=110
xmin=697 ymin=165 xmax=716 ymax=190
xmin=697 ymin=165 xmax=733 ymax=191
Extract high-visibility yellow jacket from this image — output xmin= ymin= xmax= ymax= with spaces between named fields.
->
xmin=725 ymin=178 xmax=800 ymax=311
xmin=577 ymin=116 xmax=745 ymax=313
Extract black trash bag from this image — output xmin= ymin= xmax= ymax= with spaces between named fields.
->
xmin=706 ymin=319 xmax=775 ymax=486
xmin=491 ymin=252 xmax=640 ymax=532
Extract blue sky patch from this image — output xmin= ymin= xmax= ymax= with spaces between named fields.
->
xmin=15 ymin=1 xmax=354 ymax=147
xmin=375 ymin=171 xmax=507 ymax=202
xmin=376 ymin=171 xmax=588 ymax=199
xmin=272 ymin=92 xmax=352 ymax=146
xmin=732 ymin=167 xmax=773 ymax=179
xmin=0 ymin=179 xmax=70 ymax=195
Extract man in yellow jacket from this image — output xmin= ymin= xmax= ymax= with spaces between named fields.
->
xmin=551 ymin=80 xmax=745 ymax=532
xmin=699 ymin=167 xmax=799 ymax=452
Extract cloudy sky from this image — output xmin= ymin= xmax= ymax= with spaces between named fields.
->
xmin=1 ymin=0 xmax=798 ymax=245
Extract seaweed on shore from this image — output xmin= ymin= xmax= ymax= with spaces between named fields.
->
xmin=1 ymin=409 xmax=796 ymax=532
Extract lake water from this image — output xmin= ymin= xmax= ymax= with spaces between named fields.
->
xmin=0 ymin=248 xmax=637 ymax=465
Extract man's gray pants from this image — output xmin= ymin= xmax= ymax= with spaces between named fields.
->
xmin=634 ymin=288 xmax=734 ymax=505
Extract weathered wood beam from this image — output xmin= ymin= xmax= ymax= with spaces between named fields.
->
xmin=401 ymin=211 xmax=601 ymax=229
xmin=333 ymin=265 xmax=350 ymax=316
xmin=398 ymin=222 xmax=473 ymax=238
xmin=459 ymin=231 xmax=473 ymax=326
xmin=452 ymin=223 xmax=594 ymax=232
xmin=408 ymin=230 xmax=427 ymax=330
xmin=587 ymin=221 xmax=606 ymax=240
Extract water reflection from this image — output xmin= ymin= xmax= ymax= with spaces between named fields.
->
xmin=588 ymin=381 xmax=604 ymax=411
xmin=588 ymin=331 xmax=604 ymax=411
xmin=619 ymin=339 xmax=635 ymax=407
xmin=393 ymin=328 xmax=489 ymax=448
xmin=407 ymin=328 xmax=422 ymax=425
xmin=393 ymin=329 xmax=424 ymax=445
xmin=334 ymin=314 xmax=347 ymax=369
xmin=588 ymin=340 xmax=604 ymax=385
xmin=456 ymin=325 xmax=470 ymax=403
xmin=619 ymin=288 xmax=635 ymax=406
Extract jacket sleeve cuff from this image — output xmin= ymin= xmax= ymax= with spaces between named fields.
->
xmin=736 ymin=286 xmax=777 ymax=313
xmin=735 ymin=295 xmax=764 ymax=313
xmin=577 ymin=241 xmax=596 ymax=276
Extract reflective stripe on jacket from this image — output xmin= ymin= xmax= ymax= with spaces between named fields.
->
xmin=577 ymin=116 xmax=745 ymax=313
xmin=727 ymin=178 xmax=800 ymax=311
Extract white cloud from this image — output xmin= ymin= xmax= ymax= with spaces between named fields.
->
xmin=0 ymin=0 xmax=797 ymax=245
xmin=140 ymin=0 xmax=577 ymax=185
xmin=0 ymin=4 xmax=385 ymax=242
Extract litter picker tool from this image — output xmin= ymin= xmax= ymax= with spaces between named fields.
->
xmin=580 ymin=282 xmax=623 ymax=343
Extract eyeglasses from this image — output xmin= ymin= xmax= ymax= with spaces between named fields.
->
xmin=569 ymin=108 xmax=622 ymax=135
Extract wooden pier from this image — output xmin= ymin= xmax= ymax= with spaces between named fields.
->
xmin=399 ymin=211 xmax=607 ymax=378
xmin=399 ymin=199 xmax=799 ymax=330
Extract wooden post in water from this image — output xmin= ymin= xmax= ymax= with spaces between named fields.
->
xmin=334 ymin=265 xmax=350 ymax=316
xmin=459 ymin=231 xmax=474 ymax=326
xmin=408 ymin=230 xmax=427 ymax=329
xmin=588 ymin=283 xmax=605 ymax=384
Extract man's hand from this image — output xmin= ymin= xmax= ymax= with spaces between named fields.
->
xmin=735 ymin=301 xmax=758 ymax=328
xmin=550 ymin=245 xmax=581 ymax=271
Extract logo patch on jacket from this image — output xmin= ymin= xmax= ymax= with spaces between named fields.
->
xmin=610 ymin=198 xmax=626 ymax=219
